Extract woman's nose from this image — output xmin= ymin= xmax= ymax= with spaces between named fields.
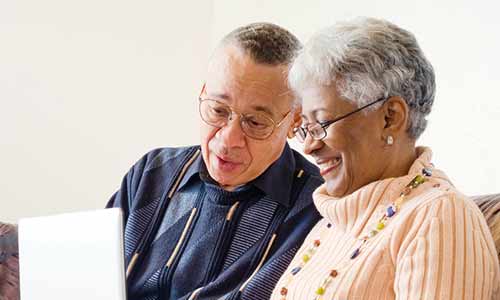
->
xmin=303 ymin=134 xmax=322 ymax=155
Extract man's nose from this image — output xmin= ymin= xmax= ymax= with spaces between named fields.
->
xmin=216 ymin=116 xmax=246 ymax=148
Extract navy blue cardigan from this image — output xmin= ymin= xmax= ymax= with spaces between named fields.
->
xmin=107 ymin=144 xmax=322 ymax=300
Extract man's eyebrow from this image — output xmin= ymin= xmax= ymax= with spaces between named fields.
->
xmin=252 ymin=105 xmax=274 ymax=117
xmin=203 ymin=91 xmax=281 ymax=117
xmin=205 ymin=92 xmax=231 ymax=100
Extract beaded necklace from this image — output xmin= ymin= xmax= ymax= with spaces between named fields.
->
xmin=279 ymin=168 xmax=432 ymax=300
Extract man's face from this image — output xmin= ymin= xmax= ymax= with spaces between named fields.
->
xmin=200 ymin=45 xmax=296 ymax=190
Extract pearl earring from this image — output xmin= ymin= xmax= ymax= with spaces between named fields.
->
xmin=386 ymin=135 xmax=394 ymax=145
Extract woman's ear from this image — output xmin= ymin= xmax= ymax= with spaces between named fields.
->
xmin=288 ymin=105 xmax=303 ymax=139
xmin=382 ymin=96 xmax=409 ymax=135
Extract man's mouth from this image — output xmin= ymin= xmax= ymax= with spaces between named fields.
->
xmin=316 ymin=156 xmax=342 ymax=176
xmin=215 ymin=154 xmax=242 ymax=172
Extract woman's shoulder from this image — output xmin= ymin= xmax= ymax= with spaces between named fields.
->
xmin=408 ymin=183 xmax=486 ymax=224
xmin=393 ymin=182 xmax=496 ymax=253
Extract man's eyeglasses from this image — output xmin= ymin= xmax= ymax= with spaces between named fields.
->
xmin=294 ymin=96 xmax=388 ymax=142
xmin=199 ymin=98 xmax=291 ymax=140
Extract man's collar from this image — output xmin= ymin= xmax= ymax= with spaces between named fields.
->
xmin=177 ymin=144 xmax=297 ymax=208
xmin=177 ymin=153 xmax=204 ymax=191
xmin=251 ymin=144 xmax=296 ymax=207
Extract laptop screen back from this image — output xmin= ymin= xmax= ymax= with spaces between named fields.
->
xmin=18 ymin=208 xmax=126 ymax=300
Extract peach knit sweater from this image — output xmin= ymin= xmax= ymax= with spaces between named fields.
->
xmin=272 ymin=147 xmax=500 ymax=300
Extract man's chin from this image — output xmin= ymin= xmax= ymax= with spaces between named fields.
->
xmin=211 ymin=177 xmax=242 ymax=191
xmin=208 ymin=168 xmax=241 ymax=186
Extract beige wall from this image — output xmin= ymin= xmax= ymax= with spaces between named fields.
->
xmin=2 ymin=0 xmax=499 ymax=221
xmin=1 ymin=0 xmax=214 ymax=222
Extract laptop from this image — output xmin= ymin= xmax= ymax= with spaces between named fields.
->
xmin=18 ymin=208 xmax=127 ymax=300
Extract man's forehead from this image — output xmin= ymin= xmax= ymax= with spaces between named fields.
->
xmin=205 ymin=45 xmax=293 ymax=113
xmin=204 ymin=84 xmax=292 ymax=115
xmin=208 ymin=46 xmax=290 ymax=88
xmin=205 ymin=85 xmax=291 ymax=100
xmin=206 ymin=66 xmax=289 ymax=94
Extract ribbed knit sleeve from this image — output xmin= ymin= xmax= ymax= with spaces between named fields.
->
xmin=394 ymin=194 xmax=500 ymax=300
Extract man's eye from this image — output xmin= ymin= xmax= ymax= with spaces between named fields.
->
xmin=211 ymin=107 xmax=229 ymax=116
xmin=245 ymin=116 xmax=269 ymax=129
xmin=248 ymin=120 xmax=266 ymax=128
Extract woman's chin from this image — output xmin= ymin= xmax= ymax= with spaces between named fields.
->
xmin=325 ymin=181 xmax=349 ymax=198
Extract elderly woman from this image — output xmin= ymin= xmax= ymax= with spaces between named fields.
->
xmin=272 ymin=18 xmax=500 ymax=300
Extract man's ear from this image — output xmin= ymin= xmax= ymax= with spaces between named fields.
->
xmin=382 ymin=96 xmax=409 ymax=136
xmin=287 ymin=105 xmax=302 ymax=139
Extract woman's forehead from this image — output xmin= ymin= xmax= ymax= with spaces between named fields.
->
xmin=300 ymin=87 xmax=356 ymax=121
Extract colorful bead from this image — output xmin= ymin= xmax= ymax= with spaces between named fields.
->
xmin=330 ymin=269 xmax=338 ymax=277
xmin=422 ymin=168 xmax=432 ymax=177
xmin=387 ymin=205 xmax=396 ymax=217
xmin=376 ymin=222 xmax=385 ymax=230
xmin=280 ymin=287 xmax=288 ymax=295
xmin=401 ymin=187 xmax=412 ymax=196
xmin=314 ymin=239 xmax=321 ymax=247
xmin=368 ymin=230 xmax=378 ymax=238
xmin=350 ymin=248 xmax=360 ymax=259
xmin=302 ymin=254 xmax=310 ymax=262
xmin=291 ymin=266 xmax=301 ymax=275
xmin=394 ymin=197 xmax=404 ymax=208
xmin=327 ymin=223 xmax=332 ymax=228
xmin=412 ymin=174 xmax=425 ymax=187
xmin=315 ymin=287 xmax=325 ymax=295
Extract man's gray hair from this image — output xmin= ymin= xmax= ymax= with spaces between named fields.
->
xmin=289 ymin=17 xmax=435 ymax=139
xmin=222 ymin=22 xmax=302 ymax=66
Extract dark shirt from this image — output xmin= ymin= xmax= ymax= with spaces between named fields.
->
xmin=107 ymin=144 xmax=323 ymax=300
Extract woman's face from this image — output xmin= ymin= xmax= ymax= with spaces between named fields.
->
xmin=300 ymin=84 xmax=392 ymax=197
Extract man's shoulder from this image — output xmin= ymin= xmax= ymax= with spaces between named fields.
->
xmin=113 ymin=145 xmax=200 ymax=210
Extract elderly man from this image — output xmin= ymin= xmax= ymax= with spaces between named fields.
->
xmin=106 ymin=23 xmax=323 ymax=300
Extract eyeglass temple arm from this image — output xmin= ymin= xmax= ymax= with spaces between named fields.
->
xmin=321 ymin=96 xmax=388 ymax=128
xmin=199 ymin=83 xmax=206 ymax=98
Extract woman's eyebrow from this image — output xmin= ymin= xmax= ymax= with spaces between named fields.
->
xmin=311 ymin=108 xmax=331 ymax=116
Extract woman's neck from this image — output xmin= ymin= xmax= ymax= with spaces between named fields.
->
xmin=384 ymin=141 xmax=417 ymax=179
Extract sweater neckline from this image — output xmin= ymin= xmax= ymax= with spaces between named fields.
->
xmin=312 ymin=147 xmax=452 ymax=234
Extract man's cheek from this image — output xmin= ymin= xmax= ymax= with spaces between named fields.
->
xmin=200 ymin=126 xmax=217 ymax=146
